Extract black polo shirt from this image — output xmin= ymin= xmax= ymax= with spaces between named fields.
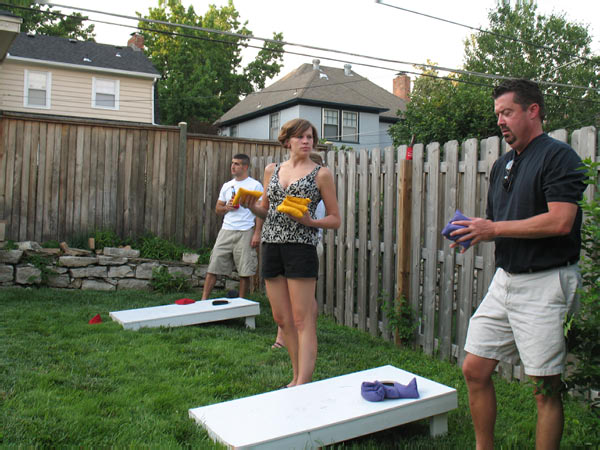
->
xmin=486 ymin=133 xmax=587 ymax=273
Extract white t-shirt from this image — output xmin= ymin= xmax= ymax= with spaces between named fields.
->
xmin=218 ymin=176 xmax=263 ymax=231
xmin=315 ymin=200 xmax=325 ymax=241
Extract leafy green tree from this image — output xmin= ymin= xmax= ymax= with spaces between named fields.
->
xmin=390 ymin=2 xmax=600 ymax=146
xmin=3 ymin=0 xmax=95 ymax=40
xmin=139 ymin=0 xmax=284 ymax=125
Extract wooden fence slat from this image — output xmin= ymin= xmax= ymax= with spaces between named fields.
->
xmin=323 ymin=151 xmax=335 ymax=317
xmin=40 ymin=123 xmax=53 ymax=241
xmin=368 ymin=147 xmax=381 ymax=336
xmin=88 ymin=127 xmax=99 ymax=232
xmin=0 ymin=119 xmax=6 ymax=220
xmin=335 ymin=151 xmax=346 ymax=325
xmin=439 ymin=140 xmax=458 ymax=359
xmin=409 ymin=143 xmax=425 ymax=345
xmin=423 ymin=142 xmax=440 ymax=355
xmin=80 ymin=126 xmax=91 ymax=234
xmin=3 ymin=120 xmax=17 ymax=236
xmin=19 ymin=121 xmax=32 ymax=240
xmin=33 ymin=123 xmax=45 ymax=242
xmin=457 ymin=138 xmax=478 ymax=365
xmin=95 ymin=127 xmax=106 ymax=229
xmin=381 ymin=147 xmax=395 ymax=340
xmin=356 ymin=148 xmax=369 ymax=331
xmin=344 ymin=150 xmax=356 ymax=327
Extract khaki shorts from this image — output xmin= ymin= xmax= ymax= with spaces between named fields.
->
xmin=464 ymin=265 xmax=580 ymax=377
xmin=207 ymin=228 xmax=257 ymax=277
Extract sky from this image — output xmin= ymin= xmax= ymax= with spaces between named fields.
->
xmin=47 ymin=0 xmax=599 ymax=93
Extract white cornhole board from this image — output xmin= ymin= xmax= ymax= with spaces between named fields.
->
xmin=109 ymin=297 xmax=260 ymax=330
xmin=189 ymin=364 xmax=457 ymax=449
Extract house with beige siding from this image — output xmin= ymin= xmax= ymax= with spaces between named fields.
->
xmin=0 ymin=32 xmax=160 ymax=124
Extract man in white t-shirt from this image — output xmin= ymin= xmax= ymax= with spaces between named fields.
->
xmin=201 ymin=154 xmax=263 ymax=300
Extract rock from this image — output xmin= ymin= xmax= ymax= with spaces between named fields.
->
xmin=108 ymin=265 xmax=134 ymax=278
xmin=59 ymin=256 xmax=98 ymax=267
xmin=47 ymin=274 xmax=70 ymax=288
xmin=40 ymin=248 xmax=61 ymax=255
xmin=0 ymin=249 xmax=23 ymax=264
xmin=117 ymin=279 xmax=151 ymax=290
xmin=194 ymin=265 xmax=208 ymax=278
xmin=97 ymin=255 xmax=128 ymax=266
xmin=0 ymin=264 xmax=14 ymax=282
xmin=17 ymin=241 xmax=43 ymax=252
xmin=70 ymin=266 xmax=108 ymax=278
xmin=63 ymin=248 xmax=93 ymax=256
xmin=81 ymin=279 xmax=115 ymax=291
xmin=15 ymin=265 xmax=41 ymax=284
xmin=103 ymin=247 xmax=140 ymax=258
xmin=168 ymin=266 xmax=194 ymax=277
xmin=136 ymin=262 xmax=161 ymax=280
xmin=182 ymin=253 xmax=200 ymax=264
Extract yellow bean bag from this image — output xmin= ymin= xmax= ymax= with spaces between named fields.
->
xmin=231 ymin=187 xmax=262 ymax=207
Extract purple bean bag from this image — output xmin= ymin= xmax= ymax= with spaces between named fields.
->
xmin=441 ymin=209 xmax=472 ymax=249
xmin=361 ymin=378 xmax=419 ymax=402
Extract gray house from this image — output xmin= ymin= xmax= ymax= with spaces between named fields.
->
xmin=215 ymin=60 xmax=409 ymax=151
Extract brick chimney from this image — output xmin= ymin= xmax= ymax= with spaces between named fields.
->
xmin=393 ymin=74 xmax=411 ymax=102
xmin=127 ymin=33 xmax=144 ymax=51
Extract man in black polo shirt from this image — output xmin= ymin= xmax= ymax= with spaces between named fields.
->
xmin=450 ymin=79 xmax=586 ymax=449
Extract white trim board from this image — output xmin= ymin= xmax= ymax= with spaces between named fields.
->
xmin=109 ymin=298 xmax=260 ymax=330
xmin=189 ymin=365 xmax=457 ymax=449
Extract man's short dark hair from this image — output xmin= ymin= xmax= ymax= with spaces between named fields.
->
xmin=492 ymin=79 xmax=545 ymax=121
xmin=233 ymin=154 xmax=250 ymax=166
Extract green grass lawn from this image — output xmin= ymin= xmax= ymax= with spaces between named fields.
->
xmin=1 ymin=287 xmax=598 ymax=448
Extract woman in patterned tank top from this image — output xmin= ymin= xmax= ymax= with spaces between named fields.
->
xmin=244 ymin=119 xmax=340 ymax=387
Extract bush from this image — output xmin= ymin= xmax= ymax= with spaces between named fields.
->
xmin=150 ymin=266 xmax=189 ymax=293
xmin=92 ymin=229 xmax=122 ymax=249
xmin=134 ymin=232 xmax=195 ymax=261
xmin=566 ymin=159 xmax=600 ymax=412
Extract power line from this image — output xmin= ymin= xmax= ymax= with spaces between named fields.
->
xmin=5 ymin=3 xmax=599 ymax=106
xmin=374 ymin=0 xmax=597 ymax=65
xmin=36 ymin=2 xmax=599 ymax=93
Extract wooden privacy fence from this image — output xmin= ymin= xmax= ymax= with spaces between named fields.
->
xmin=1 ymin=111 xmax=598 ymax=377
xmin=313 ymin=126 xmax=597 ymax=381
xmin=0 ymin=112 xmax=283 ymax=247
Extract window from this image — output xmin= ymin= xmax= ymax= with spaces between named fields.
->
xmin=322 ymin=108 xmax=359 ymax=143
xmin=342 ymin=111 xmax=358 ymax=142
xmin=230 ymin=125 xmax=238 ymax=137
xmin=24 ymin=70 xmax=51 ymax=109
xmin=92 ymin=77 xmax=119 ymax=109
xmin=269 ymin=112 xmax=280 ymax=140
xmin=323 ymin=109 xmax=339 ymax=140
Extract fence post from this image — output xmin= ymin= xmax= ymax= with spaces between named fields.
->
xmin=395 ymin=155 xmax=412 ymax=346
xmin=176 ymin=122 xmax=187 ymax=243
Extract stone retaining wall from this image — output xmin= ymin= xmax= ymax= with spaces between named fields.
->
xmin=0 ymin=245 xmax=238 ymax=292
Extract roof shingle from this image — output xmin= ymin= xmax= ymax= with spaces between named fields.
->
xmin=8 ymin=32 xmax=160 ymax=77
xmin=216 ymin=63 xmax=406 ymax=125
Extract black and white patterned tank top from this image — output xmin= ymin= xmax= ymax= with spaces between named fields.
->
xmin=261 ymin=164 xmax=322 ymax=246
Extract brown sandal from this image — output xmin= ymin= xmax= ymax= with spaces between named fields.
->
xmin=271 ymin=341 xmax=285 ymax=349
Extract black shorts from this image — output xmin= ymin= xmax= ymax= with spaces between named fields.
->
xmin=261 ymin=243 xmax=318 ymax=279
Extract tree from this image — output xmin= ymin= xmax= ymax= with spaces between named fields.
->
xmin=389 ymin=1 xmax=600 ymax=146
xmin=139 ymin=0 xmax=284 ymax=125
xmin=3 ymin=0 xmax=95 ymax=40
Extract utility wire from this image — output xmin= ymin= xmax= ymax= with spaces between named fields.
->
xmin=34 ymin=2 xmax=599 ymax=92
xmin=374 ymin=0 xmax=597 ymax=65
xmin=5 ymin=3 xmax=599 ymax=105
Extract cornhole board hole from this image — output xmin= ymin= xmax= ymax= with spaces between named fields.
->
xmin=189 ymin=364 xmax=457 ymax=449
xmin=109 ymin=297 xmax=260 ymax=331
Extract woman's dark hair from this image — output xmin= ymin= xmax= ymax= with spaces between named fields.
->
xmin=492 ymin=79 xmax=545 ymax=121
xmin=278 ymin=119 xmax=319 ymax=149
